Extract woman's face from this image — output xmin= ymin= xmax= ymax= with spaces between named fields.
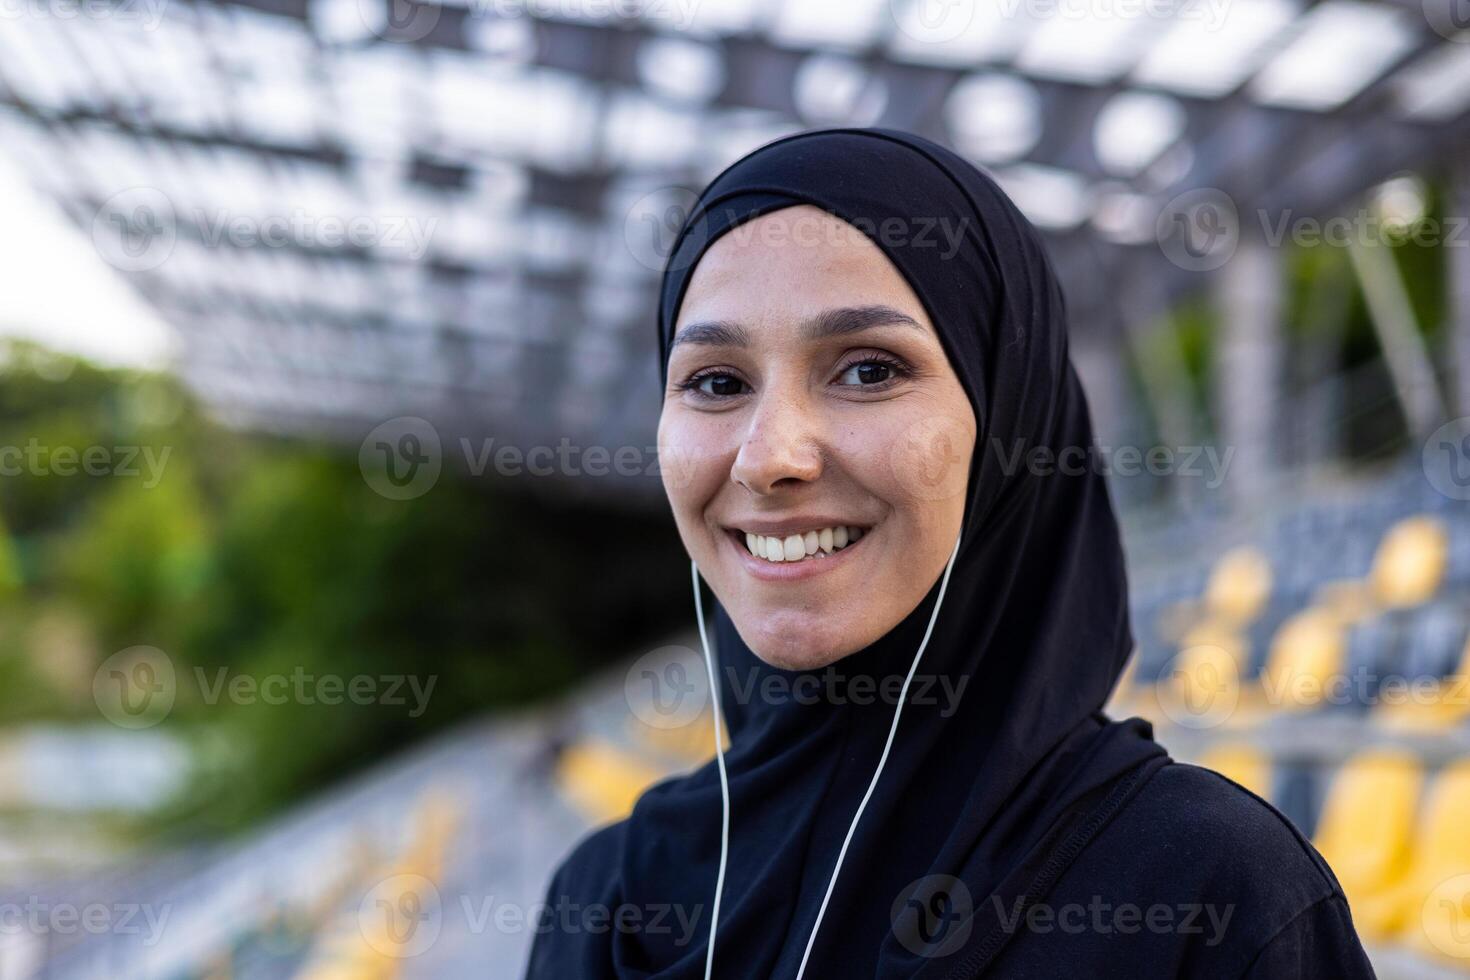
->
xmin=658 ymin=206 xmax=977 ymax=670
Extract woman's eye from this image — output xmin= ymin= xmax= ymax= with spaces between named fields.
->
xmin=690 ymin=373 xmax=747 ymax=397
xmin=836 ymin=361 xmax=898 ymax=386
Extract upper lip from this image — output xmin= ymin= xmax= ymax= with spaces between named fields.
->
xmin=724 ymin=518 xmax=872 ymax=536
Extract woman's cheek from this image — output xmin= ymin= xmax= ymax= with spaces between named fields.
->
xmin=885 ymin=411 xmax=974 ymax=505
xmin=843 ymin=409 xmax=972 ymax=508
xmin=657 ymin=410 xmax=733 ymax=513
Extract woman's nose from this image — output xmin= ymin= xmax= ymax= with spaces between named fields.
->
xmin=730 ymin=392 xmax=824 ymax=495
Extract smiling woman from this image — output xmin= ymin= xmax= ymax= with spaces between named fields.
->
xmin=526 ymin=129 xmax=1375 ymax=980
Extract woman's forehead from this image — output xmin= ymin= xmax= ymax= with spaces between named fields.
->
xmin=674 ymin=206 xmax=933 ymax=334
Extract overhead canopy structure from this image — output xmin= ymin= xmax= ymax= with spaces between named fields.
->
xmin=1 ymin=0 xmax=1466 ymax=491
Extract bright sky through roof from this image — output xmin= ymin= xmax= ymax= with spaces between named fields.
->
xmin=0 ymin=152 xmax=174 ymax=370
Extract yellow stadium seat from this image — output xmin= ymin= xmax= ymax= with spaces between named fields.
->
xmin=1372 ymin=516 xmax=1449 ymax=610
xmin=1257 ymin=607 xmax=1345 ymax=714
xmin=1195 ymin=742 xmax=1270 ymax=798
xmin=1311 ymin=749 xmax=1424 ymax=940
xmin=1203 ymin=547 xmax=1273 ymax=627
xmin=1398 ymin=759 xmax=1470 ymax=964
xmin=1349 ymin=758 xmax=1470 ymax=960
xmin=555 ymin=739 xmax=666 ymax=824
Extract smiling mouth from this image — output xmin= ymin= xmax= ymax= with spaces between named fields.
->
xmin=731 ymin=525 xmax=868 ymax=564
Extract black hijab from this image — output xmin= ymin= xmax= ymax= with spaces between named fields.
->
xmin=528 ymin=128 xmax=1170 ymax=979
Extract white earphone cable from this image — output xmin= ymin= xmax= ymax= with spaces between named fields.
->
xmin=793 ymin=531 xmax=963 ymax=980
xmin=690 ymin=560 xmax=731 ymax=980
xmin=691 ymin=531 xmax=963 ymax=980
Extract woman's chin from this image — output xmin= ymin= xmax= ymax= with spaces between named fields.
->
xmin=739 ymin=618 xmax=862 ymax=672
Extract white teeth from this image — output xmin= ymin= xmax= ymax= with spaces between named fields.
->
xmin=740 ymin=525 xmax=868 ymax=563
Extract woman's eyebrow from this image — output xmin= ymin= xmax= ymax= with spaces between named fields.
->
xmin=672 ymin=305 xmax=922 ymax=349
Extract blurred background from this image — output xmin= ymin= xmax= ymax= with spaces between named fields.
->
xmin=0 ymin=0 xmax=1467 ymax=975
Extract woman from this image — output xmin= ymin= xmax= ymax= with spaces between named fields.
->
xmin=526 ymin=129 xmax=1374 ymax=978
